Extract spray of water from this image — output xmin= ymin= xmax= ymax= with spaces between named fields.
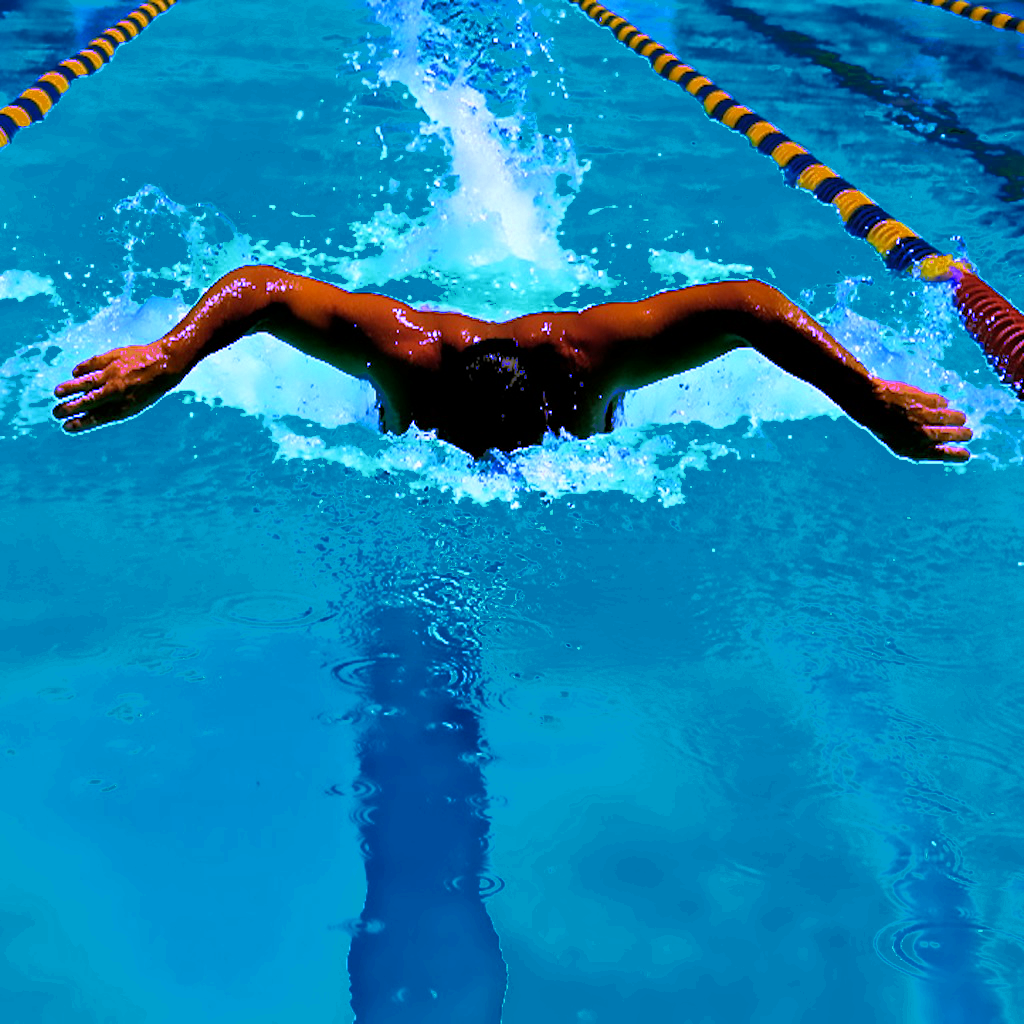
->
xmin=2 ymin=0 xmax=1021 ymax=492
xmin=335 ymin=0 xmax=607 ymax=313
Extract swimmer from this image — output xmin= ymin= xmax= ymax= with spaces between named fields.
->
xmin=53 ymin=266 xmax=972 ymax=461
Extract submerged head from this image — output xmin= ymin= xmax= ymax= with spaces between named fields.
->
xmin=434 ymin=338 xmax=554 ymax=458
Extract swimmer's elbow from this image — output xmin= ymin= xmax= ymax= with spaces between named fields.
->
xmin=731 ymin=280 xmax=796 ymax=322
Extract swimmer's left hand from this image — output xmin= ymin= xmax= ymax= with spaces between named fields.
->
xmin=856 ymin=377 xmax=972 ymax=463
xmin=52 ymin=341 xmax=186 ymax=433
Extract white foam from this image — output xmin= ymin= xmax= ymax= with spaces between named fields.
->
xmin=343 ymin=0 xmax=606 ymax=315
xmin=1 ymin=295 xmax=182 ymax=431
xmin=268 ymin=419 xmax=734 ymax=508
xmin=621 ymin=349 xmax=841 ymax=432
xmin=187 ymin=333 xmax=379 ymax=431
xmin=648 ymin=249 xmax=754 ymax=285
xmin=0 ymin=269 xmax=56 ymax=303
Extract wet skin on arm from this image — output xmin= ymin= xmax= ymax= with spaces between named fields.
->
xmin=53 ymin=266 xmax=972 ymax=463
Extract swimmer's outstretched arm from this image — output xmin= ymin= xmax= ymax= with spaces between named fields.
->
xmin=575 ymin=280 xmax=972 ymax=463
xmin=52 ymin=267 xmax=463 ymax=433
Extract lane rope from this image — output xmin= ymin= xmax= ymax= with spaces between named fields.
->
xmin=709 ymin=0 xmax=1024 ymax=202
xmin=0 ymin=0 xmax=178 ymax=151
xmin=565 ymin=0 xmax=1024 ymax=397
xmin=912 ymin=0 xmax=1024 ymax=34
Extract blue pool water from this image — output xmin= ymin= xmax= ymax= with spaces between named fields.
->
xmin=2 ymin=0 xmax=1024 ymax=1020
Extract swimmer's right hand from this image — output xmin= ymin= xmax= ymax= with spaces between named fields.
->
xmin=854 ymin=377 xmax=972 ymax=463
xmin=52 ymin=341 xmax=187 ymax=433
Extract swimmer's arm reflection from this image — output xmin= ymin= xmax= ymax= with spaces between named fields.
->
xmin=53 ymin=266 xmax=971 ymax=462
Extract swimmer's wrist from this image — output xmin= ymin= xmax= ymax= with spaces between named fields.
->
xmin=155 ymin=330 xmax=205 ymax=377
xmin=832 ymin=368 xmax=882 ymax=424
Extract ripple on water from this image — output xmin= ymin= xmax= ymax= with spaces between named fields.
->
xmin=49 ymin=635 xmax=111 ymax=661
xmin=332 ymin=652 xmax=481 ymax=704
xmin=36 ymin=686 xmax=76 ymax=701
xmin=466 ymin=792 xmax=508 ymax=820
xmin=873 ymin=918 xmax=1024 ymax=986
xmin=958 ymin=682 xmax=1024 ymax=749
xmin=127 ymin=638 xmax=199 ymax=674
xmin=331 ymin=654 xmax=398 ymax=690
xmin=478 ymin=612 xmax=553 ymax=650
xmin=338 ymin=702 xmax=404 ymax=727
xmin=334 ymin=918 xmax=386 ymax=937
xmin=443 ymin=871 xmax=506 ymax=898
xmin=106 ymin=693 xmax=150 ymax=723
xmin=349 ymin=802 xmax=378 ymax=828
xmin=351 ymin=777 xmax=381 ymax=800
xmin=427 ymin=658 xmax=478 ymax=699
xmin=895 ymin=732 xmax=1023 ymax=826
xmin=212 ymin=591 xmax=334 ymax=630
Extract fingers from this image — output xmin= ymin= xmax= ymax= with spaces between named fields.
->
xmin=878 ymin=379 xmax=964 ymax=415
xmin=53 ymin=371 xmax=138 ymax=425
xmin=913 ymin=390 xmax=950 ymax=409
xmin=53 ymin=380 xmax=120 ymax=420
xmin=59 ymin=401 xmax=133 ymax=434
xmin=923 ymin=407 xmax=966 ymax=427
xmin=921 ymin=424 xmax=972 ymax=444
xmin=917 ymin=444 xmax=971 ymax=464
xmin=57 ymin=386 xmax=143 ymax=432
xmin=54 ymin=369 xmax=106 ymax=399
xmin=894 ymin=389 xmax=966 ymax=423
xmin=896 ymin=390 xmax=971 ymax=445
xmin=54 ymin=349 xmax=127 ymax=402
xmin=72 ymin=352 xmax=117 ymax=376
xmin=899 ymin=423 xmax=972 ymax=463
xmin=939 ymin=445 xmax=971 ymax=462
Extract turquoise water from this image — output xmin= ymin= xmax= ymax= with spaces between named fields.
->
xmin=2 ymin=0 xmax=1024 ymax=1020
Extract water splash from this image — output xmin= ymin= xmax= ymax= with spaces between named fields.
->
xmin=648 ymin=248 xmax=754 ymax=285
xmin=623 ymin=275 xmax=1024 ymax=457
xmin=340 ymin=0 xmax=605 ymax=313
xmin=4 ymin=0 xmax=1022 ymax=488
xmin=267 ymin=419 xmax=735 ymax=507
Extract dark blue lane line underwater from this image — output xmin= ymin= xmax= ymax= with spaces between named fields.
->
xmin=345 ymin=605 xmax=507 ymax=1022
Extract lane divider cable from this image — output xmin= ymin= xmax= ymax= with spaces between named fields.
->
xmin=912 ymin=0 xmax=1024 ymax=35
xmin=0 ymin=0 xmax=178 ymax=151
xmin=565 ymin=0 xmax=1024 ymax=397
